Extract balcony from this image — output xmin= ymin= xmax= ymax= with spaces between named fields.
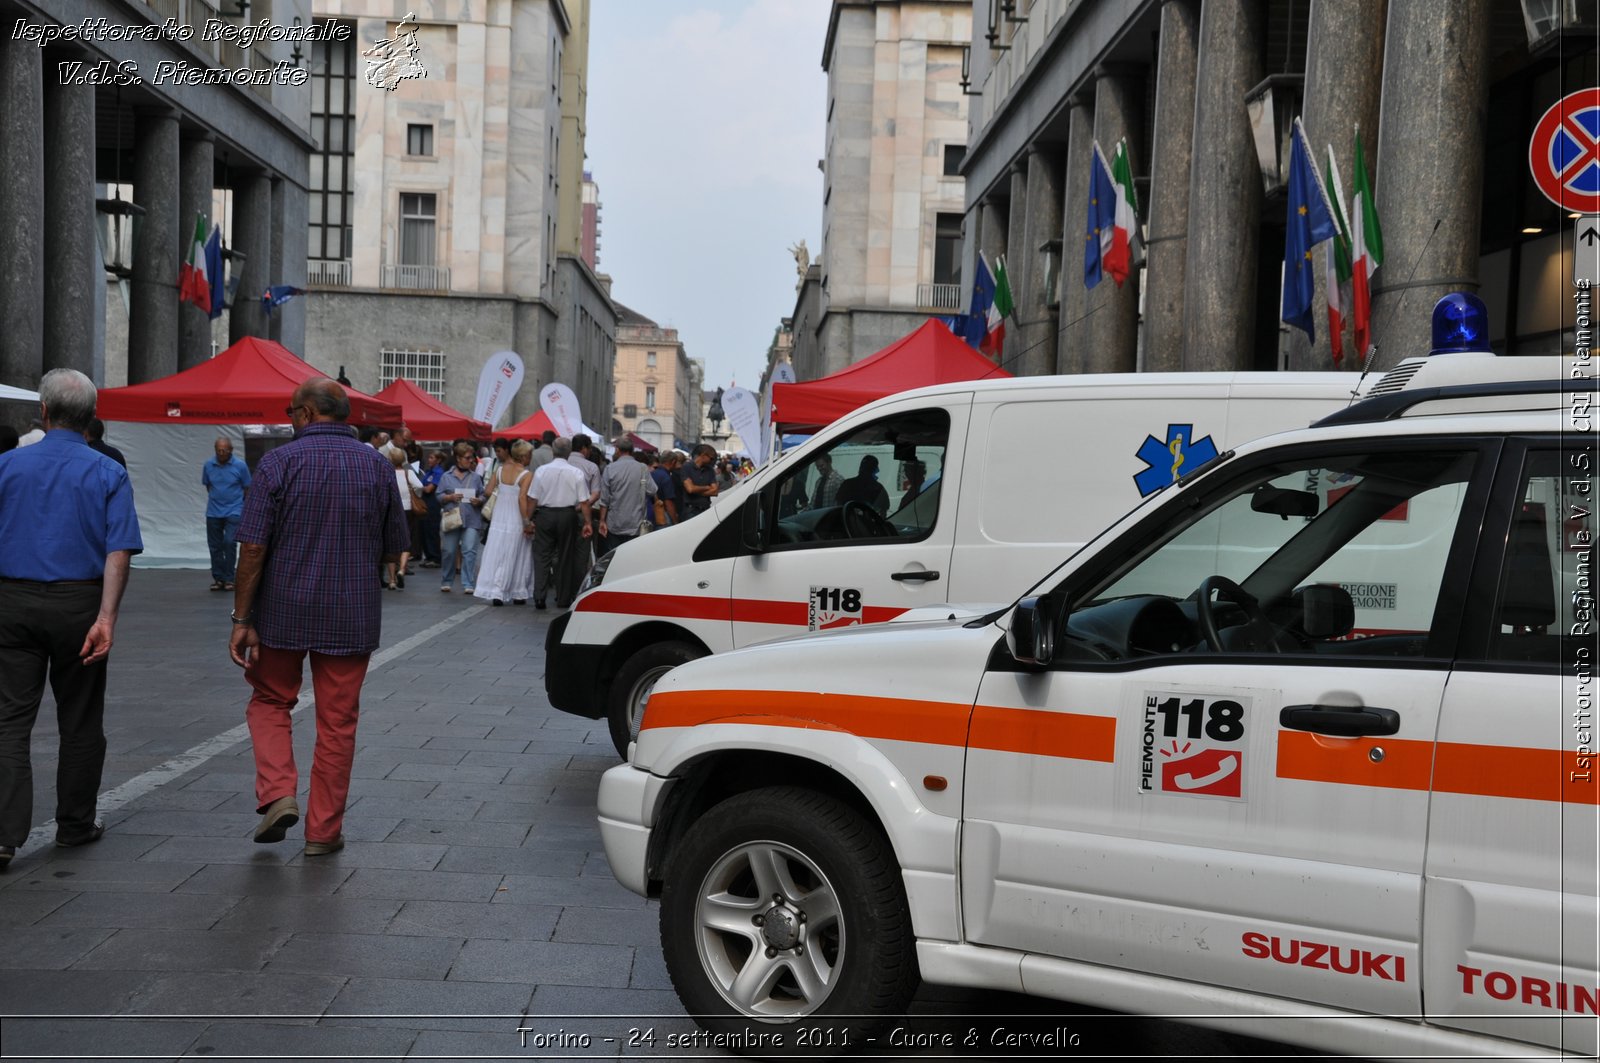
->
xmin=308 ymin=259 xmax=352 ymax=287
xmin=381 ymin=263 xmax=451 ymax=292
xmin=916 ymin=282 xmax=963 ymax=311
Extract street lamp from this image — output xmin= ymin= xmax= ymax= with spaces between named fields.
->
xmin=1038 ymin=237 xmax=1062 ymax=309
xmin=94 ymin=191 xmax=143 ymax=279
xmin=1521 ymin=0 xmax=1597 ymax=53
xmin=1243 ymin=73 xmax=1303 ymax=199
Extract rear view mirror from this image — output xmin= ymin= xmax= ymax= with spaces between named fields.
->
xmin=1006 ymin=596 xmax=1055 ymax=666
xmin=1295 ymin=584 xmax=1354 ymax=639
xmin=893 ymin=441 xmax=919 ymax=462
xmin=1251 ymin=484 xmax=1319 ymax=520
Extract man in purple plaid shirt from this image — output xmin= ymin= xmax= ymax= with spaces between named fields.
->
xmin=228 ymin=379 xmax=409 ymax=857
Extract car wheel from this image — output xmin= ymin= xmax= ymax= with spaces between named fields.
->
xmin=607 ymin=640 xmax=703 ymax=758
xmin=660 ymin=786 xmax=918 ymax=1052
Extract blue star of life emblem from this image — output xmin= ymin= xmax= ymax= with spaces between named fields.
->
xmin=1133 ymin=424 xmax=1220 ymax=497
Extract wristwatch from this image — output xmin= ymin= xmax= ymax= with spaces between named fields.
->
xmin=229 ymin=612 xmax=254 ymax=625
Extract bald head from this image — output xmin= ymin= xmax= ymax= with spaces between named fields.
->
xmin=293 ymin=378 xmax=351 ymax=422
xmin=214 ymin=437 xmax=233 ymax=463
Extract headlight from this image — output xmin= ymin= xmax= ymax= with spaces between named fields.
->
xmin=579 ymin=549 xmax=614 ymax=595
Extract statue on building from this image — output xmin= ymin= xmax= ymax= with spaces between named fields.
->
xmin=788 ymin=240 xmax=810 ymax=291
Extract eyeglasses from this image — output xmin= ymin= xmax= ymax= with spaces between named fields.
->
xmin=285 ymin=405 xmax=304 ymax=418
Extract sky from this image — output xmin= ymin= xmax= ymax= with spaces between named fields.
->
xmin=587 ymin=0 xmax=830 ymax=391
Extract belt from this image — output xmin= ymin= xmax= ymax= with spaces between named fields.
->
xmin=0 ymin=576 xmax=103 ymax=586
xmin=539 ymin=505 xmax=576 ymax=510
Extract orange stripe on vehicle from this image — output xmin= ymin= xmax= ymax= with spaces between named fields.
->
xmin=577 ymin=591 xmax=908 ymax=627
xmin=642 ymin=689 xmax=969 ymax=745
xmin=969 ymin=706 xmax=1117 ymax=762
xmin=1277 ymin=733 xmax=1600 ymax=805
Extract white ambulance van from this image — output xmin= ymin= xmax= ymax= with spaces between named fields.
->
xmin=597 ymin=341 xmax=1597 ymax=1059
xmin=547 ymin=370 xmax=1379 ymax=754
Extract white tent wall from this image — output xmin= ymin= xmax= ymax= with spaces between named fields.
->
xmin=112 ymin=422 xmax=245 ymax=569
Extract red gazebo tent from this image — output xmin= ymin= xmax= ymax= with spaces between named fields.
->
xmin=97 ymin=337 xmax=402 ymax=427
xmin=771 ymin=319 xmax=1011 ymax=429
xmin=498 ymin=409 xmax=556 ymax=440
xmin=375 ymin=378 xmax=491 ymax=441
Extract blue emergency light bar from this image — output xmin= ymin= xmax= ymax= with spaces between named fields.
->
xmin=1429 ymin=291 xmax=1490 ymax=355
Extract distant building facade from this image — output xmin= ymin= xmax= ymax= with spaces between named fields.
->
xmin=304 ymin=0 xmax=615 ymax=427
xmin=789 ymin=0 xmax=973 ymax=382
xmin=612 ymin=303 xmax=699 ymax=452
xmin=581 ymin=171 xmax=601 ymax=270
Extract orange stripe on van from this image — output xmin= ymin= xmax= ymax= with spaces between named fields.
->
xmin=576 ymin=591 xmax=907 ymax=627
xmin=642 ymin=689 xmax=970 ymax=745
xmin=1277 ymin=732 xmax=1600 ymax=805
xmin=969 ymin=706 xmax=1117 ymax=762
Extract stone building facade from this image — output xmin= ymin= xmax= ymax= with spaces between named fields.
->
xmin=790 ymin=0 xmax=973 ymax=382
xmin=963 ymin=0 xmax=1591 ymax=376
xmin=303 ymin=0 xmax=615 ymax=428
xmin=611 ymin=303 xmax=700 ymax=453
xmin=0 ymin=0 xmax=313 ymax=396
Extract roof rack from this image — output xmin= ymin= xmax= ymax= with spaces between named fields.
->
xmin=1313 ymin=378 xmax=1589 ymax=427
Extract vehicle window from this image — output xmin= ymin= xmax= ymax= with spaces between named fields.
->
xmin=1486 ymin=449 xmax=1593 ymax=668
xmin=765 ymin=409 xmax=949 ymax=549
xmin=1060 ymin=449 xmax=1477 ymax=662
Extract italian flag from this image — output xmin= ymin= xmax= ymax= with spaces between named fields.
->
xmin=1350 ymin=130 xmax=1384 ymax=364
xmin=1322 ymin=145 xmax=1354 ymax=367
xmin=981 ymin=253 xmax=1014 ymax=358
xmin=178 ymin=213 xmax=211 ymax=311
xmin=1105 ymin=138 xmax=1141 ymax=286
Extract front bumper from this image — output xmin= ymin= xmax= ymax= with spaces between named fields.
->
xmin=596 ymin=762 xmax=660 ymax=896
xmin=543 ymin=611 xmax=608 ymax=719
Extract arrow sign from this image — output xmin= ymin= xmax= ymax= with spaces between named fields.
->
xmin=1578 ymin=215 xmax=1600 ymax=287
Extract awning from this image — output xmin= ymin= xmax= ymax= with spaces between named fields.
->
xmin=375 ymin=378 xmax=491 ymax=441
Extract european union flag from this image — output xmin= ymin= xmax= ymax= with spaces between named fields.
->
xmin=961 ymin=256 xmax=996 ymax=350
xmin=203 ymin=226 xmax=225 ymax=320
xmin=1084 ymin=143 xmax=1116 ymax=289
xmin=1282 ymin=117 xmax=1336 ymax=343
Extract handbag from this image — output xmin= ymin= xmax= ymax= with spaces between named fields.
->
xmin=408 ymin=472 xmax=426 ymax=516
xmin=481 ymin=486 xmax=499 ymax=523
xmin=441 ymin=506 xmax=463 ymax=533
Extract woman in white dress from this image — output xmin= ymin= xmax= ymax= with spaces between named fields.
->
xmin=473 ymin=439 xmax=535 ymax=606
xmin=387 ymin=448 xmax=423 ymax=590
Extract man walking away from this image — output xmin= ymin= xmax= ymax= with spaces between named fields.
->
xmin=525 ymin=436 xmax=592 ymax=610
xmin=0 ymin=369 xmax=142 ymax=871
xmin=528 ymin=431 xmax=556 ymax=470
xmin=596 ymin=437 xmax=657 ymax=554
xmin=679 ymin=444 xmax=720 ymax=520
xmin=85 ymin=419 xmax=126 ymax=468
xmin=229 ymin=379 xmax=409 ymax=857
xmin=203 ymin=437 xmax=251 ymax=591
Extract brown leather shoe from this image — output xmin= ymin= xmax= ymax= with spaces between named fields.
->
xmin=254 ymin=796 xmax=300 ymax=844
xmin=303 ymin=836 xmax=344 ymax=857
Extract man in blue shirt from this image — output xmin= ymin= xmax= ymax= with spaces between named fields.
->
xmin=202 ymin=436 xmax=251 ymax=591
xmin=0 ymin=369 xmax=143 ymax=871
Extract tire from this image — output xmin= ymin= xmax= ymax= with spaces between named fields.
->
xmin=607 ymin=640 xmax=704 ymax=758
xmin=660 ymin=786 xmax=919 ymax=1054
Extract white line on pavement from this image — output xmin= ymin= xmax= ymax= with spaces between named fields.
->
xmin=17 ymin=603 xmax=484 ymax=857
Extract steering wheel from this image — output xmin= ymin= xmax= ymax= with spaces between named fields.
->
xmin=841 ymin=499 xmax=897 ymax=539
xmin=1195 ymin=574 xmax=1295 ymax=653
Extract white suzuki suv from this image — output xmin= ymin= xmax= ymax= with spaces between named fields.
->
xmin=598 ymin=329 xmax=1597 ymax=1059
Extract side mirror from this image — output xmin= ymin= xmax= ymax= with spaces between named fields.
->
xmin=739 ymin=492 xmax=766 ymax=554
xmin=1006 ymin=596 xmax=1055 ymax=666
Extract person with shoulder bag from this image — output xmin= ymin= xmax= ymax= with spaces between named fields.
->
xmin=596 ymin=438 xmax=658 ymax=555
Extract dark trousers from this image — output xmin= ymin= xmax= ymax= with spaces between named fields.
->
xmin=0 ymin=581 xmax=107 ymax=846
xmin=533 ymin=506 xmax=583 ymax=606
xmin=206 ymin=514 xmax=241 ymax=582
xmin=420 ymin=498 xmax=442 ymax=563
xmin=601 ymin=530 xmax=638 ymax=556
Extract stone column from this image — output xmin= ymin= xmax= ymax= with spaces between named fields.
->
xmin=42 ymin=64 xmax=97 ymax=382
xmin=178 ymin=134 xmax=214 ymax=370
xmin=1181 ymin=0 xmax=1264 ymax=370
xmin=999 ymin=169 xmax=1028 ymax=371
xmin=128 ymin=110 xmax=180 ymax=385
xmin=1057 ymin=92 xmax=1095 ymax=374
xmin=1368 ymin=0 xmax=1490 ymax=368
xmin=229 ymin=172 xmax=273 ymax=345
xmin=1143 ymin=0 xmax=1201 ymax=373
xmin=0 ymin=41 xmax=43 ymax=389
xmin=1084 ymin=67 xmax=1145 ymax=374
xmin=1017 ymin=149 xmax=1064 ymax=377
xmin=271 ymin=177 xmax=309 ymax=354
xmin=979 ymin=198 xmax=1008 ymax=264
xmin=1284 ymin=0 xmax=1389 ymax=370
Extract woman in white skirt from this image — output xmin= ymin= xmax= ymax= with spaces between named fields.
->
xmin=473 ymin=439 xmax=535 ymax=606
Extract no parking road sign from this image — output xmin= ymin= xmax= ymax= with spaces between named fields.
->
xmin=1530 ymin=88 xmax=1600 ymax=214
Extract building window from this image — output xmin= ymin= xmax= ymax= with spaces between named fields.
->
xmin=646 ymin=386 xmax=656 ymax=411
xmin=379 ymin=347 xmax=446 ymax=401
xmin=399 ymin=193 xmax=437 ymax=267
xmin=308 ymin=23 xmax=355 ymax=264
xmin=943 ymin=144 xmax=966 ymax=176
xmin=934 ymin=212 xmax=963 ymax=286
xmin=406 ymin=123 xmax=433 ymax=157
xmin=646 ymin=351 xmax=657 ymax=368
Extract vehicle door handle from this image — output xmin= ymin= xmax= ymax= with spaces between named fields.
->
xmin=890 ymin=570 xmax=940 ymax=582
xmin=1280 ymin=704 xmax=1400 ymax=737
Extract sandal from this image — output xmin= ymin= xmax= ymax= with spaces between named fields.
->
xmin=210 ymin=580 xmax=225 ymax=591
